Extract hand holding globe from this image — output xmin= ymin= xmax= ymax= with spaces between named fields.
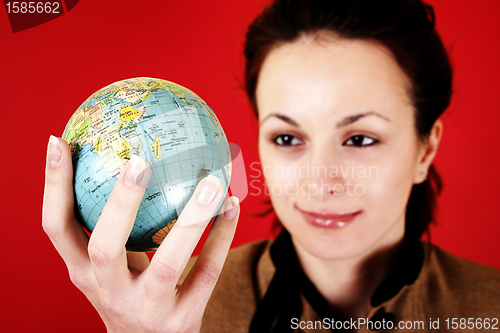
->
xmin=62 ymin=77 xmax=233 ymax=251
xmin=42 ymin=78 xmax=240 ymax=332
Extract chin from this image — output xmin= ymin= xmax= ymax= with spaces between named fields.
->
xmin=293 ymin=231 xmax=370 ymax=261
xmin=284 ymin=215 xmax=368 ymax=261
xmin=284 ymin=209 xmax=404 ymax=262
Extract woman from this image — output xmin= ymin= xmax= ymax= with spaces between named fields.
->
xmin=42 ymin=0 xmax=500 ymax=332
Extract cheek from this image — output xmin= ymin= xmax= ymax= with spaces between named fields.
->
xmin=259 ymin=147 xmax=302 ymax=220
xmin=355 ymin=147 xmax=418 ymax=215
xmin=261 ymin=154 xmax=299 ymax=198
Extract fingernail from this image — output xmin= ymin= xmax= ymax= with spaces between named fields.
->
xmin=197 ymin=175 xmax=221 ymax=205
xmin=48 ymin=135 xmax=61 ymax=166
xmin=224 ymin=197 xmax=239 ymax=221
xmin=124 ymin=155 xmax=148 ymax=187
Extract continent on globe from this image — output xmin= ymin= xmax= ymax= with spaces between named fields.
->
xmin=63 ymin=77 xmax=232 ymax=251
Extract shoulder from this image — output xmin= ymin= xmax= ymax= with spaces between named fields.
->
xmin=220 ymin=238 xmax=272 ymax=277
xmin=425 ymin=242 xmax=500 ymax=288
xmin=420 ymin=242 xmax=500 ymax=316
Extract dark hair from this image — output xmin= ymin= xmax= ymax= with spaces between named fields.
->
xmin=244 ymin=0 xmax=451 ymax=240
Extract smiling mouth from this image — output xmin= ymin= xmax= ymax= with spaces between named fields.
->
xmin=295 ymin=205 xmax=362 ymax=229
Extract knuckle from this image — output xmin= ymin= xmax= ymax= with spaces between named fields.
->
xmin=108 ymin=191 xmax=130 ymax=210
xmin=88 ymin=242 xmax=114 ymax=264
xmin=215 ymin=221 xmax=234 ymax=241
xmin=196 ymin=259 xmax=220 ymax=285
xmin=178 ymin=205 xmax=212 ymax=228
xmin=44 ymin=171 xmax=61 ymax=187
xmin=41 ymin=219 xmax=57 ymax=239
xmin=68 ymin=269 xmax=90 ymax=293
xmin=151 ymin=257 xmax=179 ymax=283
xmin=179 ymin=207 xmax=200 ymax=224
xmin=100 ymin=296 xmax=123 ymax=320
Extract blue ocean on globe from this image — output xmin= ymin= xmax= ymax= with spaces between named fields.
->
xmin=62 ymin=77 xmax=232 ymax=251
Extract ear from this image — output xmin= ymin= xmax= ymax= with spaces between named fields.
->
xmin=413 ymin=118 xmax=443 ymax=184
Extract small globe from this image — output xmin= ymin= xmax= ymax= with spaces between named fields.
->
xmin=62 ymin=77 xmax=232 ymax=251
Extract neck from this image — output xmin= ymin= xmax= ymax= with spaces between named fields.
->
xmin=292 ymin=230 xmax=404 ymax=320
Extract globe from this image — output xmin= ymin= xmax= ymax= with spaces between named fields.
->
xmin=62 ymin=77 xmax=232 ymax=252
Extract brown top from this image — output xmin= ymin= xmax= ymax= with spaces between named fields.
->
xmin=181 ymin=236 xmax=500 ymax=332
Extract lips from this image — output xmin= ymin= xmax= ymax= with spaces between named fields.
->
xmin=296 ymin=205 xmax=361 ymax=229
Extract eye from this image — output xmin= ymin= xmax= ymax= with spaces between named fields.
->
xmin=343 ymin=135 xmax=378 ymax=147
xmin=272 ymin=134 xmax=303 ymax=147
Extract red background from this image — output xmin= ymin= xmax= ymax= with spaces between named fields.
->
xmin=1 ymin=0 xmax=499 ymax=331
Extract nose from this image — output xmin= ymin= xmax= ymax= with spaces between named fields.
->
xmin=299 ymin=145 xmax=346 ymax=199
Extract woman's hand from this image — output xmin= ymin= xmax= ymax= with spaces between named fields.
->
xmin=42 ymin=136 xmax=240 ymax=333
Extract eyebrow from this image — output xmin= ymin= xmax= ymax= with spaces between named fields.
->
xmin=259 ymin=111 xmax=390 ymax=128
xmin=259 ymin=113 xmax=299 ymax=127
xmin=335 ymin=111 xmax=391 ymax=128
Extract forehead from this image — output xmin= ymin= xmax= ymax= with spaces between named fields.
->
xmin=255 ymin=34 xmax=414 ymax=124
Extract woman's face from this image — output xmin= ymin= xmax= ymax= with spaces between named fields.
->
xmin=256 ymin=33 xmax=436 ymax=261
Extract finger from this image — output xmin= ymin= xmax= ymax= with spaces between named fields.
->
xmin=142 ymin=174 xmax=225 ymax=299
xmin=88 ymin=155 xmax=151 ymax=290
xmin=177 ymin=196 xmax=240 ymax=312
xmin=42 ymin=135 xmax=90 ymax=272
